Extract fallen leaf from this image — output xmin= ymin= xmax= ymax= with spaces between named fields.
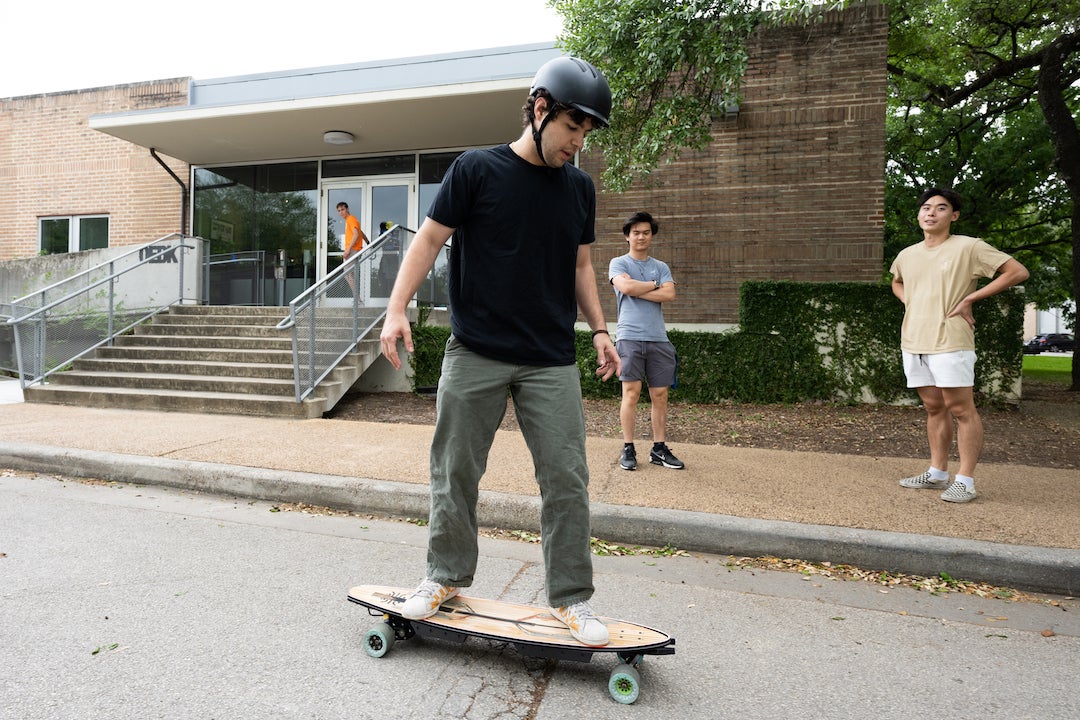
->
xmin=1041 ymin=629 xmax=1056 ymax=637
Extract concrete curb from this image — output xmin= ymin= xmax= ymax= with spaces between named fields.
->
xmin=2 ymin=441 xmax=1077 ymax=596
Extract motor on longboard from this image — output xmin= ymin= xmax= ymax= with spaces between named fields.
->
xmin=348 ymin=585 xmax=674 ymax=704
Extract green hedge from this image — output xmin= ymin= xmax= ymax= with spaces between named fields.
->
xmin=413 ymin=281 xmax=1026 ymax=405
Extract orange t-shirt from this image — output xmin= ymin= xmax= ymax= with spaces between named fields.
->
xmin=345 ymin=214 xmax=363 ymax=253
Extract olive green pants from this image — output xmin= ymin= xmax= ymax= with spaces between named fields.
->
xmin=426 ymin=336 xmax=594 ymax=607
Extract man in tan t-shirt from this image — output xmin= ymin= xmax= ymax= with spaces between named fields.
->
xmin=889 ymin=188 xmax=1029 ymax=503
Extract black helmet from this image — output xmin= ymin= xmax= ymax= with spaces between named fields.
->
xmin=530 ymin=57 xmax=611 ymax=128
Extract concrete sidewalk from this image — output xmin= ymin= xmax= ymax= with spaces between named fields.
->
xmin=1 ymin=379 xmax=1077 ymax=595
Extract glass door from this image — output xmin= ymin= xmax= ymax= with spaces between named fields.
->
xmin=321 ymin=182 xmax=365 ymax=281
xmin=368 ymin=180 xmax=411 ymax=303
xmin=319 ymin=177 xmax=414 ymax=305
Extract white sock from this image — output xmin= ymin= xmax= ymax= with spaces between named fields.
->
xmin=955 ymin=474 xmax=975 ymax=490
xmin=928 ymin=466 xmax=949 ymax=480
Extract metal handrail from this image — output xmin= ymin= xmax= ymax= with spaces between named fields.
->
xmin=9 ymin=233 xmax=183 ymax=315
xmin=278 ymin=224 xmax=415 ymax=402
xmin=6 ymin=234 xmax=206 ymax=388
xmin=274 ymin=228 xmax=393 ymax=332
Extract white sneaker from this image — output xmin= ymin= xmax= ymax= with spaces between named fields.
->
xmin=401 ymin=579 xmax=459 ymax=619
xmin=941 ymin=481 xmax=977 ymax=503
xmin=549 ymin=600 xmax=610 ymax=647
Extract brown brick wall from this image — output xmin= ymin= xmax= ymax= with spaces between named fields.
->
xmin=584 ymin=1 xmax=888 ymax=325
xmin=0 ymin=80 xmax=189 ymax=260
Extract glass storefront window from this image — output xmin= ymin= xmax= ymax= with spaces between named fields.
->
xmin=323 ymin=155 xmax=414 ymax=178
xmin=416 ymin=152 xmax=461 ymax=307
xmin=418 ymin=151 xmax=463 ymax=216
xmin=194 ymin=162 xmax=317 ymax=305
xmin=193 ymin=152 xmax=462 ymax=305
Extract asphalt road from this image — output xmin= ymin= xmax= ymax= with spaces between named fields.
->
xmin=2 ymin=471 xmax=1077 ymax=720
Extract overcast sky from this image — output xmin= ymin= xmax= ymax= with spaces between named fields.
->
xmin=2 ymin=0 xmax=564 ymax=98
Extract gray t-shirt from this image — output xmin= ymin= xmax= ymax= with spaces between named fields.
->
xmin=608 ymin=254 xmax=673 ymax=342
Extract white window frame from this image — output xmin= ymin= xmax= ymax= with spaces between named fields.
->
xmin=38 ymin=214 xmax=110 ymax=254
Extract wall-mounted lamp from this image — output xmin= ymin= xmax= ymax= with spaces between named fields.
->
xmin=323 ymin=130 xmax=355 ymax=145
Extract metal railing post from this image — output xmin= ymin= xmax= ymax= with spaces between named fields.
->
xmin=352 ymin=260 xmax=361 ymax=338
xmin=107 ymin=259 xmax=116 ymax=341
xmin=307 ymin=300 xmax=318 ymax=400
xmin=178 ymin=239 xmax=186 ymax=305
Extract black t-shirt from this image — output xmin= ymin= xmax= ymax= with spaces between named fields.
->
xmin=428 ymin=143 xmax=596 ymax=366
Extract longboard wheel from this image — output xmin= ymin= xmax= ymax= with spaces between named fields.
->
xmin=363 ymin=622 xmax=396 ymax=658
xmin=608 ymin=663 xmax=641 ymax=704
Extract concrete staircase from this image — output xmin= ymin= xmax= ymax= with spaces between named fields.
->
xmin=22 ymin=305 xmax=381 ymax=418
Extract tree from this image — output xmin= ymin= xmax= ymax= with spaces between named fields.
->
xmin=553 ymin=0 xmax=1080 ymax=390
xmin=549 ymin=0 xmax=844 ymax=192
xmin=885 ymin=0 xmax=1079 ymax=389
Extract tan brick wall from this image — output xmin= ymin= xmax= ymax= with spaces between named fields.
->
xmin=585 ymin=2 xmax=888 ymax=325
xmin=0 ymin=80 xmax=189 ymax=260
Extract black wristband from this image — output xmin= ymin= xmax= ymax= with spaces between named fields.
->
xmin=592 ymin=329 xmax=610 ymax=338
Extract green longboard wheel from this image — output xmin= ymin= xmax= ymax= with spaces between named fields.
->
xmin=608 ymin=662 xmax=641 ymax=704
xmin=363 ymin=621 xmax=395 ymax=658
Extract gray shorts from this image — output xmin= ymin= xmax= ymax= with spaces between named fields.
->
xmin=616 ymin=339 xmax=677 ymax=387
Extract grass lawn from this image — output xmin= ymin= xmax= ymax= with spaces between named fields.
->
xmin=1022 ymin=354 xmax=1073 ymax=384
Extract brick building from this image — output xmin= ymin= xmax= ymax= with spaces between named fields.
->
xmin=1 ymin=2 xmax=887 ymax=326
xmin=588 ymin=2 xmax=887 ymax=325
xmin=0 ymin=81 xmax=190 ymax=258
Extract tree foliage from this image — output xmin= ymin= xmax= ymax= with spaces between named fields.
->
xmin=884 ymin=0 xmax=1080 ymax=388
xmin=549 ymin=0 xmax=844 ymax=192
xmin=550 ymin=0 xmax=1079 ymax=387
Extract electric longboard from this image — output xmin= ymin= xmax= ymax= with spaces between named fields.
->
xmin=347 ymin=584 xmax=675 ymax=704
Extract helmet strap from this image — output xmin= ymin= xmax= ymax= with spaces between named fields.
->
xmin=530 ymin=97 xmax=556 ymax=167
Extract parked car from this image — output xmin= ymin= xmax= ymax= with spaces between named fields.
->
xmin=1024 ymin=333 xmax=1075 ymax=354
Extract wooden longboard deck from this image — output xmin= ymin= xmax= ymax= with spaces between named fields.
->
xmin=348 ymin=584 xmax=674 ymax=654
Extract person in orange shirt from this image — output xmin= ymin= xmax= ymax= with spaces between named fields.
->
xmin=337 ymin=202 xmax=369 ymax=258
xmin=337 ymin=202 xmax=369 ymax=298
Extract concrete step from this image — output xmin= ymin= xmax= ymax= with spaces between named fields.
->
xmin=152 ymin=310 xmax=289 ymax=325
xmin=136 ymin=323 xmax=293 ymax=339
xmin=72 ymin=357 xmax=296 ymax=380
xmin=167 ymin=305 xmax=288 ymax=319
xmin=95 ymin=346 xmax=296 ymax=365
xmin=22 ymin=305 xmax=384 ymax=418
xmin=44 ymin=370 xmax=320 ymax=397
xmin=115 ymin=334 xmax=294 ymax=351
xmin=23 ymin=384 xmax=326 ymax=419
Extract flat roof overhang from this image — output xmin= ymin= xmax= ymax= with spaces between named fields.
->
xmin=89 ymin=44 xmax=560 ymax=166
xmin=91 ymin=80 xmax=531 ymax=165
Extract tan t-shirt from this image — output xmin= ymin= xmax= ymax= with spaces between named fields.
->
xmin=889 ymin=234 xmax=1013 ymax=353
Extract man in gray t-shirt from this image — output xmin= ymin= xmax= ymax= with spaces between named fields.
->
xmin=608 ymin=211 xmax=684 ymax=471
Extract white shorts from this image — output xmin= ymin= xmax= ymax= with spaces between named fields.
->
xmin=902 ymin=350 xmax=976 ymax=389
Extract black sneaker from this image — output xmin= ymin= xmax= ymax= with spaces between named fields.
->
xmin=649 ymin=443 xmax=685 ymax=470
xmin=619 ymin=445 xmax=637 ymax=471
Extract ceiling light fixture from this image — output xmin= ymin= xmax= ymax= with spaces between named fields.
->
xmin=323 ymin=130 xmax=355 ymax=145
